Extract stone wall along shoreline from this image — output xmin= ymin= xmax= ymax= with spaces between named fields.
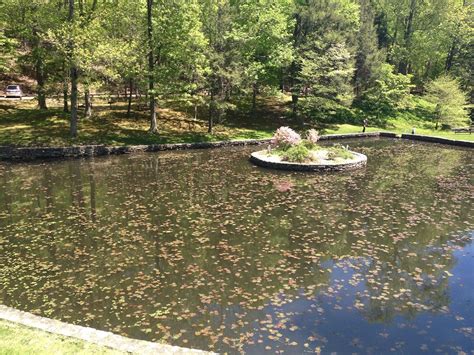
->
xmin=0 ymin=131 xmax=471 ymax=161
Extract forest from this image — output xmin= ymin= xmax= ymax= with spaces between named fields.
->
xmin=0 ymin=0 xmax=472 ymax=139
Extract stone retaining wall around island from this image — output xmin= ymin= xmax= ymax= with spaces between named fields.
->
xmin=0 ymin=131 xmax=471 ymax=161
xmin=250 ymin=151 xmax=368 ymax=172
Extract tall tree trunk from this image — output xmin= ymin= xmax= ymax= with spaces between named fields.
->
xmin=84 ymin=87 xmax=92 ymax=117
xmin=147 ymin=0 xmax=158 ymax=133
xmin=70 ymin=67 xmax=78 ymax=137
xmin=208 ymin=91 xmax=214 ymax=133
xmin=398 ymin=0 xmax=416 ymax=75
xmin=289 ymin=12 xmax=302 ymax=115
xmin=69 ymin=0 xmax=78 ymax=137
xmin=63 ymin=80 xmax=69 ymax=113
xmin=32 ymin=28 xmax=47 ymax=110
xmin=127 ymin=78 xmax=133 ymax=117
xmin=291 ymin=92 xmax=298 ymax=115
xmin=36 ymin=56 xmax=47 ymax=109
xmin=252 ymin=82 xmax=257 ymax=111
xmin=62 ymin=61 xmax=69 ymax=112
xmin=445 ymin=39 xmax=457 ymax=72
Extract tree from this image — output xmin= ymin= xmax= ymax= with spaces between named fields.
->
xmin=376 ymin=0 xmax=468 ymax=85
xmin=144 ymin=0 xmax=208 ymax=133
xmin=1 ymin=0 xmax=63 ymax=109
xmin=288 ymin=0 xmax=360 ymax=119
xmin=0 ymin=30 xmax=17 ymax=74
xmin=354 ymin=0 xmax=385 ymax=97
xmin=362 ymin=63 xmax=413 ymax=122
xmin=68 ymin=0 xmax=79 ymax=137
xmin=146 ymin=0 xmax=157 ymax=133
xmin=425 ymin=75 xmax=468 ymax=129
xmin=104 ymin=1 xmax=145 ymax=118
xmin=200 ymin=0 xmax=234 ymax=133
xmin=44 ymin=0 xmax=144 ymax=135
xmin=231 ymin=0 xmax=293 ymax=111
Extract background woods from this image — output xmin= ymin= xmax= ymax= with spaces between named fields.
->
xmin=0 ymin=0 xmax=472 ymax=138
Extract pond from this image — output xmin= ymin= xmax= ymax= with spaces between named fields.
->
xmin=0 ymin=138 xmax=473 ymax=353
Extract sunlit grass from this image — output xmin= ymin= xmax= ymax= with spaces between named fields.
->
xmin=323 ymin=116 xmax=474 ymax=141
xmin=0 ymin=98 xmax=472 ymax=146
xmin=0 ymin=320 xmax=123 ymax=355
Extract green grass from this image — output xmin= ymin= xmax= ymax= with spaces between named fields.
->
xmin=0 ymin=99 xmax=276 ymax=147
xmin=320 ymin=97 xmax=473 ymax=140
xmin=323 ymin=121 xmax=474 ymax=141
xmin=0 ymin=320 xmax=123 ymax=355
xmin=0 ymin=96 xmax=472 ymax=147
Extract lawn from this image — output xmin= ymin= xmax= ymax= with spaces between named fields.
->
xmin=0 ymin=99 xmax=277 ymax=147
xmin=0 ymin=320 xmax=123 ymax=355
xmin=0 ymin=96 xmax=472 ymax=147
xmin=324 ymin=122 xmax=474 ymax=140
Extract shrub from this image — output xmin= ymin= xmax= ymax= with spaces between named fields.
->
xmin=327 ymin=145 xmax=354 ymax=160
xmin=282 ymin=144 xmax=310 ymax=163
xmin=271 ymin=126 xmax=301 ymax=148
xmin=306 ymin=129 xmax=320 ymax=144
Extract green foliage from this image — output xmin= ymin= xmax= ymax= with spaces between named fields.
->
xmin=302 ymin=140 xmax=317 ymax=150
xmin=354 ymin=0 xmax=386 ymax=97
xmin=0 ymin=30 xmax=17 ymax=73
xmin=425 ymin=75 xmax=469 ymax=128
xmin=290 ymin=0 xmax=360 ymax=118
xmin=0 ymin=0 xmax=472 ymax=137
xmin=231 ymin=0 xmax=294 ymax=92
xmin=359 ymin=64 xmax=414 ymax=123
xmin=327 ymin=145 xmax=354 ymax=160
xmin=151 ymin=0 xmax=208 ymax=96
xmin=282 ymin=143 xmax=311 ymax=163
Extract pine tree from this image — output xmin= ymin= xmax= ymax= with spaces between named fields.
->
xmin=354 ymin=0 xmax=385 ymax=98
xmin=288 ymin=0 xmax=360 ymax=119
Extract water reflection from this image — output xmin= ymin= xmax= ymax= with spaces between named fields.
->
xmin=0 ymin=138 xmax=472 ymax=353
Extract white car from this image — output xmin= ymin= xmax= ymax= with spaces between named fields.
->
xmin=6 ymin=85 xmax=23 ymax=98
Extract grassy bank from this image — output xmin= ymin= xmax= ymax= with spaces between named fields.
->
xmin=0 ymin=320 xmax=123 ymax=355
xmin=0 ymin=97 xmax=472 ymax=147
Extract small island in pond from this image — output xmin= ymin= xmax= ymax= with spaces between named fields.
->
xmin=250 ymin=127 xmax=367 ymax=171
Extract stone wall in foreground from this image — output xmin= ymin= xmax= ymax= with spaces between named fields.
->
xmin=0 ymin=305 xmax=209 ymax=354
xmin=0 ymin=131 xmax=471 ymax=161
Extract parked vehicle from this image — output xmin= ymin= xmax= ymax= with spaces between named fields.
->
xmin=5 ymin=84 xmax=23 ymax=98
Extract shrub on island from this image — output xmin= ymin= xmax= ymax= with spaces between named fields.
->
xmin=268 ymin=127 xmax=354 ymax=163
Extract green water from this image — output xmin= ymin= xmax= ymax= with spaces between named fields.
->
xmin=0 ymin=138 xmax=473 ymax=353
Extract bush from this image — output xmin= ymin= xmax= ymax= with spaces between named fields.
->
xmin=306 ymin=129 xmax=320 ymax=144
xmin=271 ymin=126 xmax=301 ymax=148
xmin=282 ymin=144 xmax=311 ymax=163
xmin=327 ymin=145 xmax=354 ymax=160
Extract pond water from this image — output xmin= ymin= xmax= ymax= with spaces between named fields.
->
xmin=0 ymin=138 xmax=473 ymax=354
